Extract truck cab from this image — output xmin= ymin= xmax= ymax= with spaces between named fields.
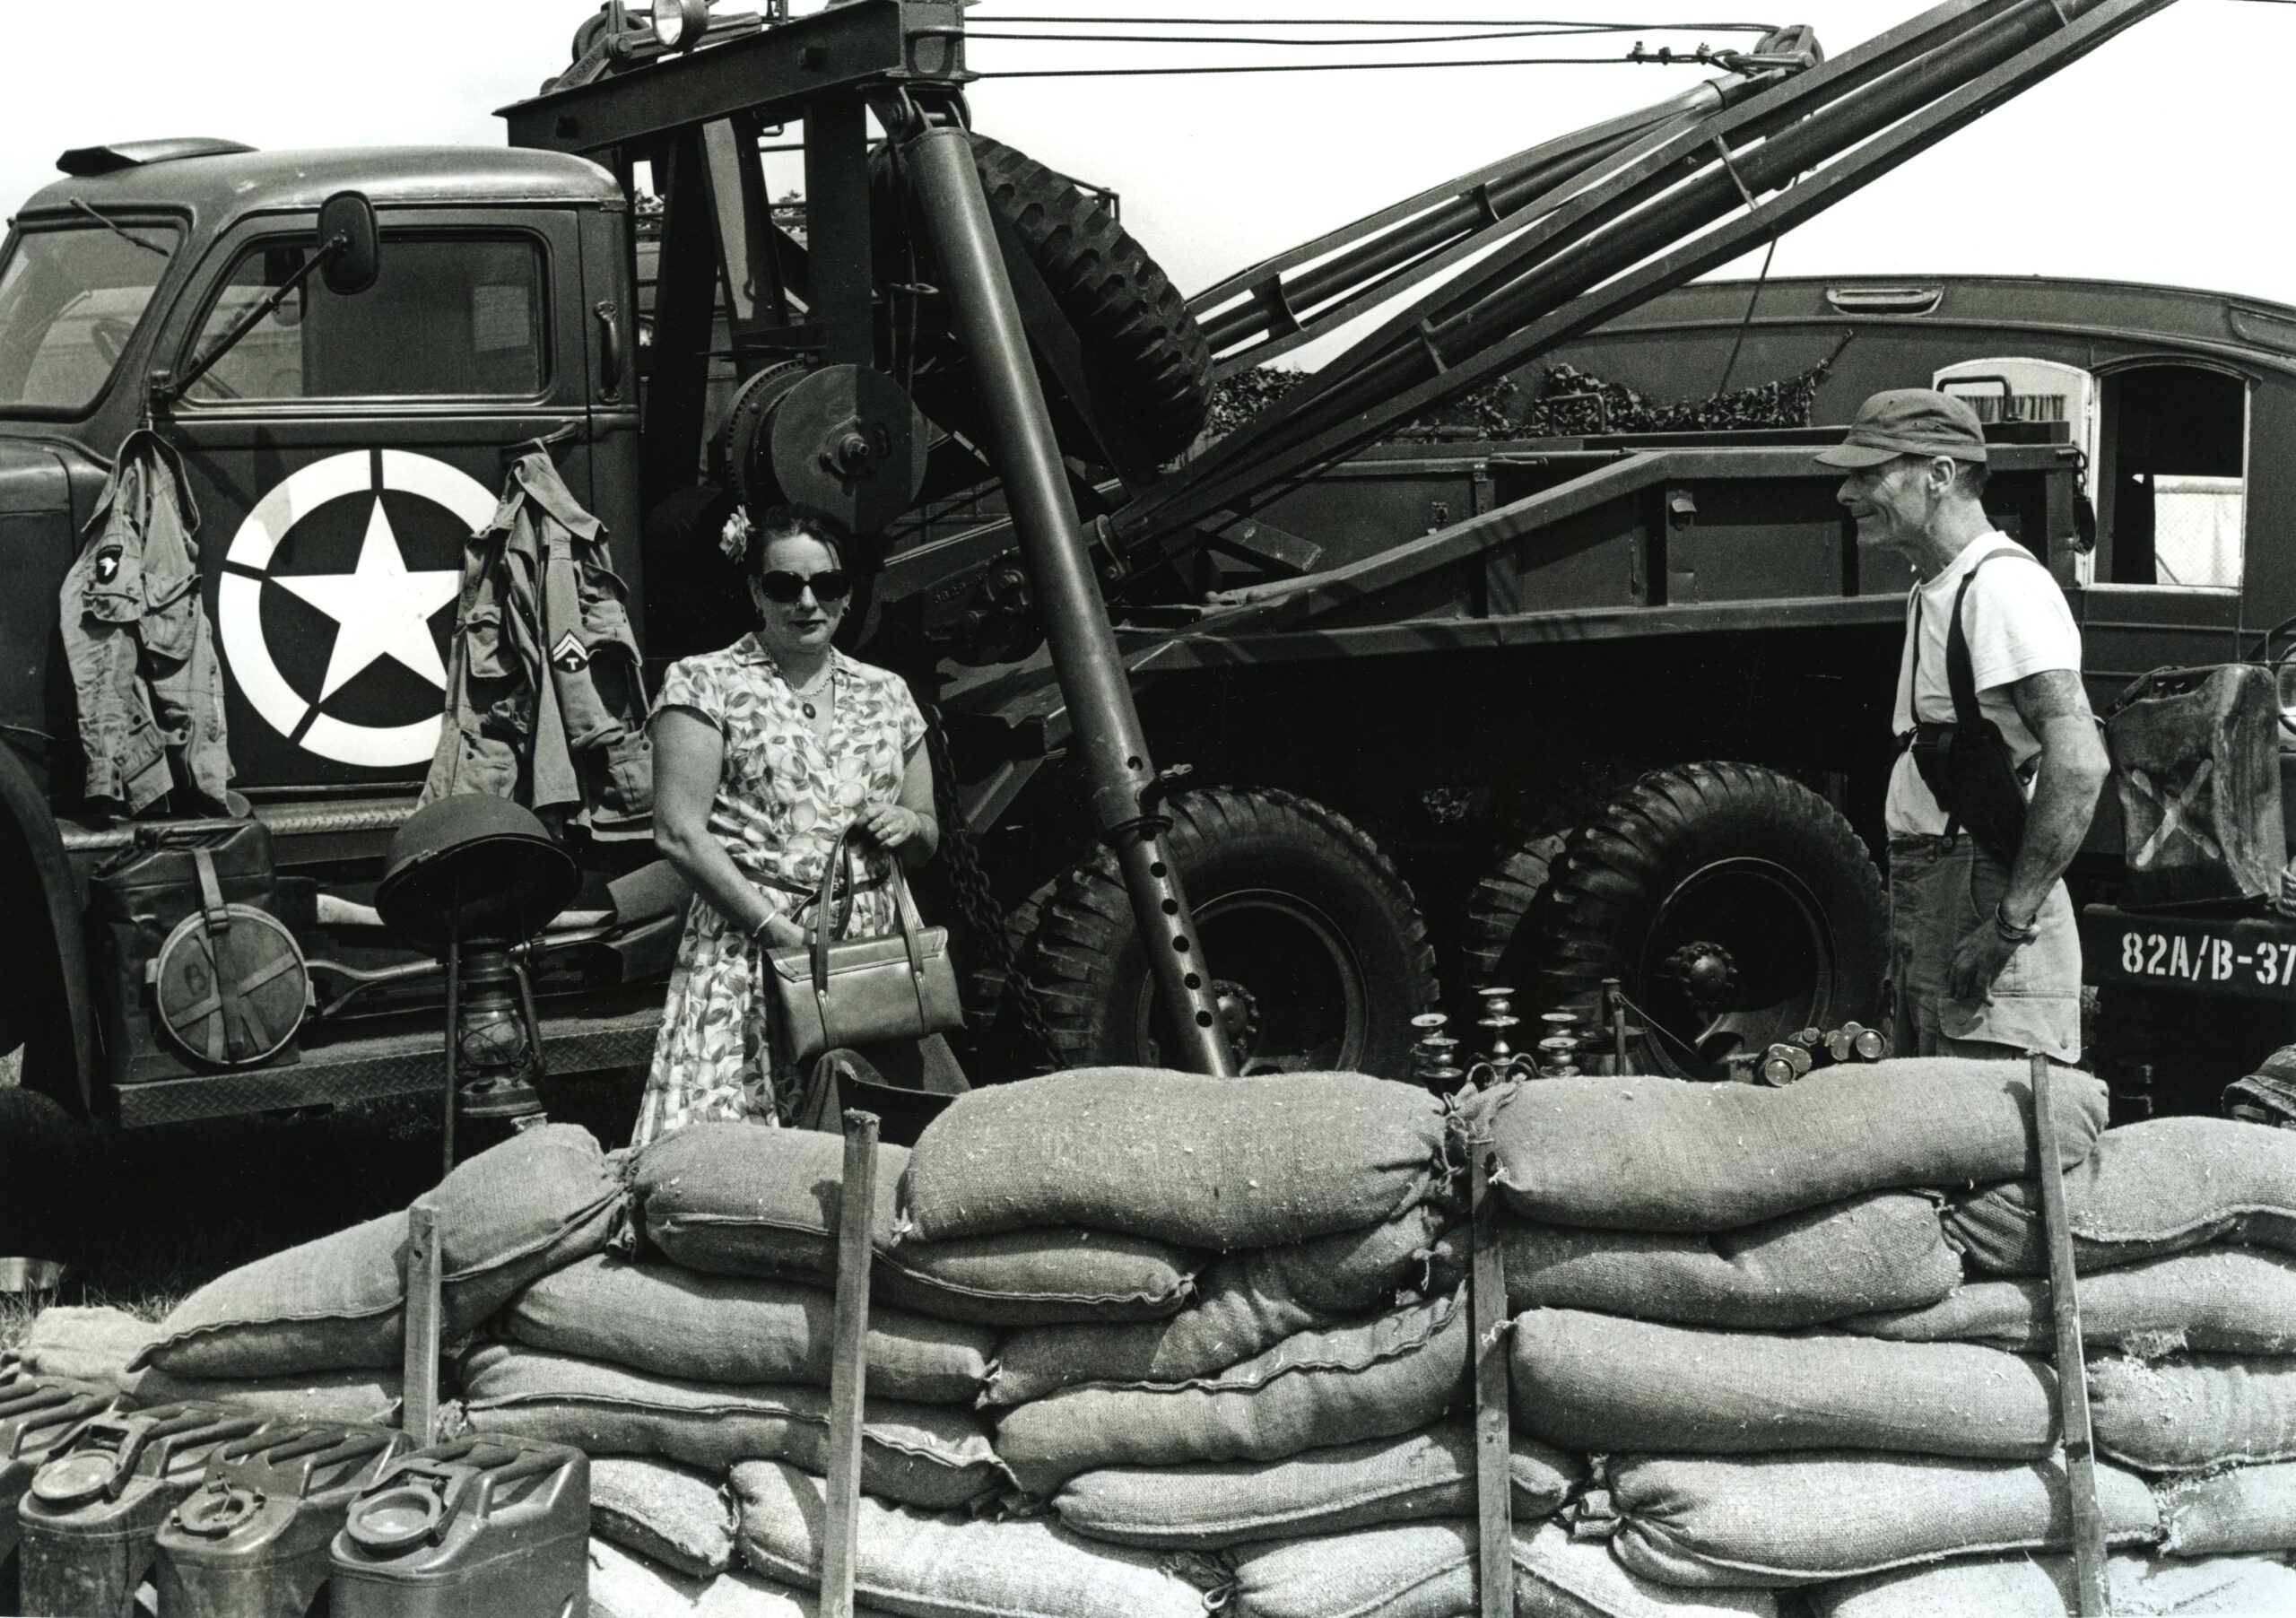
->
xmin=0 ymin=140 xmax=656 ymax=1127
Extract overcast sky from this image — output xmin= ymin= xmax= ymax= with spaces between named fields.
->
xmin=3 ymin=0 xmax=2286 ymax=343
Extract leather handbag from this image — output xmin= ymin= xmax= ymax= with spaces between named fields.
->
xmin=765 ymin=823 xmax=962 ymax=1068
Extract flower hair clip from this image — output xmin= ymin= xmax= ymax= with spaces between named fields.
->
xmin=719 ymin=510 xmax=754 ymax=565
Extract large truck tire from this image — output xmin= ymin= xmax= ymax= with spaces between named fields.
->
xmin=1021 ymin=787 xmax=1439 ymax=1079
xmin=1457 ymin=760 xmax=1648 ymax=1002
xmin=0 ymin=1086 xmax=93 ymax=1287
xmin=875 ymin=133 xmax=1214 ymax=463
xmin=1458 ymin=831 xmax=1567 ymax=995
xmin=1535 ymin=761 xmax=1888 ymax=1080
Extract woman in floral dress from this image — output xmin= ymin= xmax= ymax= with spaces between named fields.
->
xmin=636 ymin=505 xmax=941 ymax=1144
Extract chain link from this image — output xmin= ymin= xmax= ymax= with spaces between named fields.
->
xmin=922 ymin=705 xmax=1065 ymax=1072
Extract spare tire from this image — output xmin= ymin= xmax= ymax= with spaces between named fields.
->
xmin=1022 ymin=787 xmax=1438 ymax=1078
xmin=1536 ymin=761 xmax=1887 ymax=1081
xmin=875 ymin=133 xmax=1213 ymax=463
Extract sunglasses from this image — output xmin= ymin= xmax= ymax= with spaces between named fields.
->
xmin=756 ymin=569 xmax=852 ymax=605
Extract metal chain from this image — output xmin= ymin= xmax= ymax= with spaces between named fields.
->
xmin=922 ymin=704 xmax=1065 ymax=1071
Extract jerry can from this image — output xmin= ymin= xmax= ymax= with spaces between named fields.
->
xmin=0 ymin=1367 xmax=114 ymax=1611
xmin=329 ymin=1435 xmax=589 ymax=1618
xmin=155 ymin=1422 xmax=413 ymax=1618
xmin=15 ymin=1399 xmax=271 ymax=1618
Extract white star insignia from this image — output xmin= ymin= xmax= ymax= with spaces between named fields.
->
xmin=275 ymin=496 xmax=460 ymax=699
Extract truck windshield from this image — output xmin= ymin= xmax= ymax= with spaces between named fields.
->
xmin=0 ymin=222 xmax=178 ymax=413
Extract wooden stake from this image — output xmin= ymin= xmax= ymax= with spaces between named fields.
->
xmin=402 ymin=1199 xmax=441 ymax=1447
xmin=822 ymin=1109 xmax=880 ymax=1618
xmin=1468 ymin=1125 xmax=1514 ymax=1617
xmin=2031 ymin=1052 xmax=2109 ymax=1617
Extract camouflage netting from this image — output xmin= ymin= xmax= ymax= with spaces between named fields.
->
xmin=1201 ymin=350 xmax=1843 ymax=445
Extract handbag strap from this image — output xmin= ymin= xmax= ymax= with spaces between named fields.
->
xmin=801 ymin=824 xmax=936 ymax=1044
xmin=806 ymin=823 xmax=862 ymax=1004
xmin=886 ymin=858 xmax=934 ymax=1026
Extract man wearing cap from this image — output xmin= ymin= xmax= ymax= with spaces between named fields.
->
xmin=1818 ymin=388 xmax=2109 ymax=1061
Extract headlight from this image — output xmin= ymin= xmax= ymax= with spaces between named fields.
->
xmin=651 ymin=0 xmax=711 ymax=50
xmin=2277 ymin=652 xmax=2296 ymax=735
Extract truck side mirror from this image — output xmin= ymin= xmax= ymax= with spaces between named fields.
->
xmin=318 ymin=191 xmax=379 ymax=296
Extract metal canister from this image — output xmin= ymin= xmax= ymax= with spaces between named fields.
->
xmin=0 ymin=1368 xmax=114 ymax=1612
xmin=15 ymin=1399 xmax=271 ymax=1618
xmin=155 ymin=1422 xmax=412 ymax=1618
xmin=330 ymin=1435 xmax=588 ymax=1618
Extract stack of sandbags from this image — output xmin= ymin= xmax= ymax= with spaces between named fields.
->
xmin=100 ymin=1124 xmax=624 ymax=1425
xmin=1474 ymin=1058 xmax=2268 ymax=1608
xmin=1822 ymin=1113 xmax=2296 ymax=1611
xmin=466 ymin=1125 xmax=1014 ymax=1596
xmin=496 ymin=1092 xmax=1346 ymax=1614
xmin=692 ymin=1069 xmax=1537 ymax=1617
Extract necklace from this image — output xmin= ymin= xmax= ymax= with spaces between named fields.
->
xmin=787 ymin=661 xmax=834 ymax=720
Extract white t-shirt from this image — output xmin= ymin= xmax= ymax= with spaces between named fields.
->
xmin=1885 ymin=535 xmax=2082 ymax=837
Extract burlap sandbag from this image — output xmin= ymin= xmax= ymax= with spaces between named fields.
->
xmin=591 ymin=1458 xmax=737 ymax=1578
xmin=996 ymin=1289 xmax=1469 ymax=1497
xmin=505 ymin=1255 xmax=993 ymax=1403
xmin=900 ymin=1068 xmax=1454 ymax=1249
xmin=732 ymin=1459 xmax=1222 ymax=1618
xmin=20 ymin=1305 xmax=159 ymax=1391
xmin=874 ymin=1228 xmax=1202 ymax=1327
xmin=1843 ymin=1247 xmax=2296 ymax=1353
xmin=2091 ymin=1353 xmax=2296 ymax=1472
xmin=1513 ymin=1523 xmax=1780 ymax=1618
xmin=987 ymin=1204 xmax=1451 ymax=1406
xmin=1430 ymin=1195 xmax=1958 ymax=1331
xmin=1053 ymin=1417 xmax=1580 ymax=1550
xmin=587 ymin=1536 xmax=900 ymax=1618
xmin=128 ymin=1368 xmax=401 ymax=1426
xmin=1231 ymin=1520 xmax=1781 ymax=1618
xmin=1593 ymin=1451 xmax=2159 ymax=1588
xmin=1806 ymin=1553 xmax=2296 ymax=1618
xmin=634 ymin=1125 xmax=1201 ymax=1323
xmin=1948 ymin=1117 xmax=2296 ymax=1275
xmin=633 ymin=1124 xmax=904 ymax=1283
xmin=138 ymin=1125 xmax=622 ymax=1376
xmin=1476 ymin=1060 xmax=2105 ymax=1231
xmin=1510 ymin=1309 xmax=2057 ymax=1458
xmin=2155 ymin=1460 xmax=2296 ymax=1556
xmin=459 ymin=1342 xmax=1004 ymax=1509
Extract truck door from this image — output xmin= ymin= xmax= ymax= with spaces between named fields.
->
xmin=155 ymin=208 xmax=593 ymax=794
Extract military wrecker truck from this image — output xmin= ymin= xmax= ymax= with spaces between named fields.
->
xmin=0 ymin=0 xmax=2225 ymax=1257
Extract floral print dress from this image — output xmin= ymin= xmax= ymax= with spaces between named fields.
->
xmin=634 ymin=635 xmax=926 ymax=1144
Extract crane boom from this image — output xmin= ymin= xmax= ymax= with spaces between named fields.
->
xmin=1117 ymin=0 xmax=2179 ymax=552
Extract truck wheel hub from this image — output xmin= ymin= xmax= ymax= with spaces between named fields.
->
xmin=1660 ymin=941 xmax=1738 ymax=1007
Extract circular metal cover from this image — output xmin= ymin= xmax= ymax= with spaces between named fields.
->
xmin=375 ymin=796 xmax=578 ymax=956
xmin=174 ymin=1483 xmax=260 ymax=1538
xmin=345 ymin=1483 xmax=446 ymax=1553
xmin=32 ymin=1450 xmax=119 ymax=1509
xmin=769 ymin=363 xmax=927 ymax=536
xmin=153 ymin=907 xmax=308 ymax=1069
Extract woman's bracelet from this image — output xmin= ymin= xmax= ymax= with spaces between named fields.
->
xmin=747 ymin=913 xmax=781 ymax=948
xmin=1993 ymin=901 xmax=2040 ymax=945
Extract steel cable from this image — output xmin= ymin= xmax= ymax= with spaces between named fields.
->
xmin=968 ymin=16 xmax=1779 ymax=29
xmin=966 ymin=26 xmax=1775 ymax=46
xmin=975 ymin=56 xmax=1727 ymax=77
